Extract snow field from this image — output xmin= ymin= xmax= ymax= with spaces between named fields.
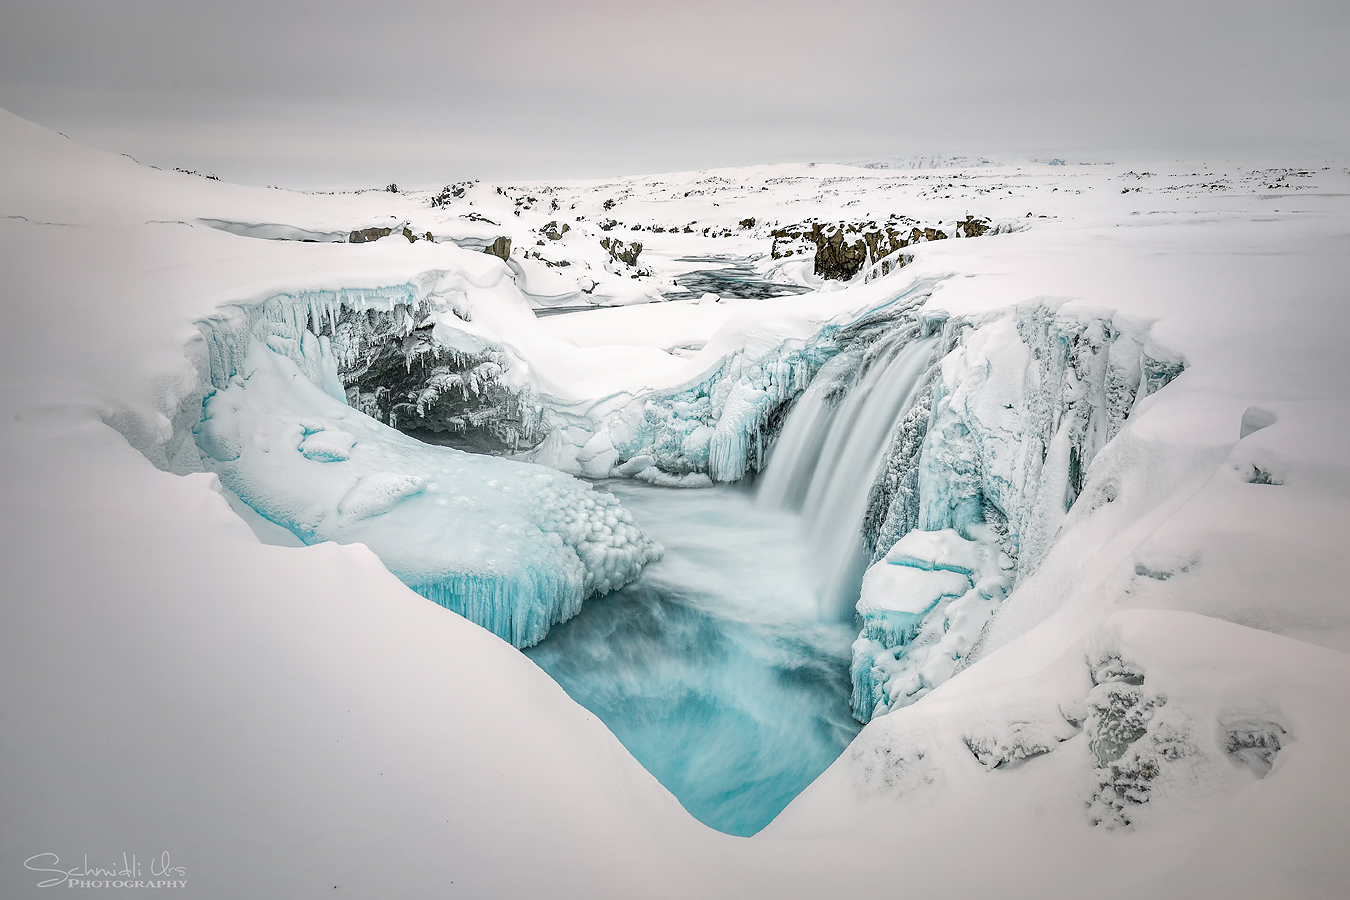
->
xmin=5 ymin=104 xmax=1350 ymax=897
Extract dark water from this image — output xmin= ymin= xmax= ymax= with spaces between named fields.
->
xmin=532 ymin=305 xmax=608 ymax=318
xmin=674 ymin=257 xmax=814 ymax=300
xmin=530 ymin=258 xmax=811 ymax=319
xmin=525 ymin=480 xmax=859 ymax=836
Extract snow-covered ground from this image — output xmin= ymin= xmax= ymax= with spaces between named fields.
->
xmin=3 ymin=105 xmax=1349 ymax=898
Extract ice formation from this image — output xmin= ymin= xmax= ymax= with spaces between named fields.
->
xmin=851 ymin=528 xmax=1012 ymax=719
xmin=754 ymin=298 xmax=1185 ymax=723
xmin=849 ymin=304 xmax=1182 ymax=719
xmin=596 ymin=335 xmax=836 ymax=484
xmin=194 ymin=288 xmax=661 ymax=648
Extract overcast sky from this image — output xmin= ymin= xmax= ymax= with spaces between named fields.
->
xmin=1 ymin=0 xmax=1346 ymax=189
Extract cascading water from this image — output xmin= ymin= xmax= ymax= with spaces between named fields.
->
xmin=196 ymin=286 xmax=864 ymax=837
xmin=526 ymin=333 xmax=939 ymax=834
xmin=758 ymin=333 xmax=938 ymax=621
xmin=525 ymin=480 xmax=859 ymax=837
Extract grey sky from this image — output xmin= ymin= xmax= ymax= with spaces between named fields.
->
xmin=1 ymin=0 xmax=1346 ymax=189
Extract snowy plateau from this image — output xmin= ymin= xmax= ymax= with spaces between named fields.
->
xmin=3 ymin=106 xmax=1350 ymax=899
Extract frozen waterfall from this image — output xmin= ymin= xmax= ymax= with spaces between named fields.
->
xmin=759 ymin=334 xmax=938 ymax=621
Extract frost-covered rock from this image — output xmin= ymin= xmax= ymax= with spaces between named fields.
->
xmin=196 ymin=297 xmax=661 ymax=648
xmin=848 ymin=301 xmax=1185 ymax=722
xmin=852 ymin=529 xmax=1011 ymax=720
xmin=200 ymin=281 xmax=550 ymax=457
xmin=599 ymin=334 xmax=837 ymax=483
xmin=770 ymin=215 xmax=994 ymax=281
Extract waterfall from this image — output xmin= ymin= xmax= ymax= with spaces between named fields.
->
xmin=759 ymin=334 xmax=937 ymax=622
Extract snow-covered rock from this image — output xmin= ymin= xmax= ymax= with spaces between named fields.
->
xmin=198 ymin=301 xmax=661 ymax=648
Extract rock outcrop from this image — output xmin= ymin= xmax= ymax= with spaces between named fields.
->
xmin=771 ymin=215 xmax=992 ymax=281
xmin=600 ymin=236 xmax=643 ymax=267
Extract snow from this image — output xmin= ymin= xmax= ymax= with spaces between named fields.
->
xmin=196 ymin=297 xmax=661 ymax=648
xmin=4 ymin=103 xmax=1350 ymax=898
xmin=775 ymin=609 xmax=1350 ymax=899
xmin=852 ymin=529 xmax=1013 ymax=719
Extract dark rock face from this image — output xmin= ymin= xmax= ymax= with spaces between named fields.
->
xmin=541 ymin=221 xmax=571 ymax=241
xmin=954 ymin=216 xmax=989 ymax=238
xmin=346 ymin=329 xmax=542 ymax=453
xmin=302 ymin=302 xmax=544 ymax=454
xmin=484 ymin=236 xmax=512 ymax=261
xmin=349 ymin=226 xmax=393 ymax=243
xmin=771 ymin=215 xmax=992 ymax=281
xmin=351 ymin=226 xmax=435 ymax=244
xmin=600 ymin=236 xmax=643 ymax=267
xmin=430 ymin=181 xmax=476 ymax=208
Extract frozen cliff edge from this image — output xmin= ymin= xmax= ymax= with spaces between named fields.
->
xmin=773 ymin=609 xmax=1343 ymax=859
xmin=852 ymin=301 xmax=1184 ymax=720
xmin=191 ymin=281 xmax=661 ymax=648
xmin=534 ymin=280 xmax=943 ymax=488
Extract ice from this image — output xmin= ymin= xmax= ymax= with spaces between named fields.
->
xmin=298 ymin=428 xmax=356 ymax=462
xmin=840 ymin=303 xmax=1179 ymax=720
xmin=912 ymin=304 xmax=1165 ymax=574
xmin=337 ymin=472 xmax=425 ymax=518
xmin=602 ymin=335 xmax=835 ymax=484
xmin=880 ymin=524 xmax=981 ymax=574
xmin=196 ymin=320 xmax=661 ymax=648
xmin=851 ymin=529 xmax=1010 ymax=719
xmin=861 ymin=562 xmax=971 ymax=620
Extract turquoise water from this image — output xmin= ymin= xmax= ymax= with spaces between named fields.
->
xmin=525 ymin=480 xmax=859 ymax=836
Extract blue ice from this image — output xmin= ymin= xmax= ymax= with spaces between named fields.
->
xmin=196 ymin=330 xmax=661 ymax=648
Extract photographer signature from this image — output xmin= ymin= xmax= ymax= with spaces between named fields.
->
xmin=24 ymin=852 xmax=185 ymax=887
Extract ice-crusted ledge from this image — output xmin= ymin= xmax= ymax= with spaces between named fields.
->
xmin=192 ymin=281 xmax=661 ymax=647
xmin=851 ymin=300 xmax=1185 ymax=721
xmin=541 ymin=284 xmax=943 ymax=488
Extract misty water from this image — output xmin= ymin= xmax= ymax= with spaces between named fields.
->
xmin=525 ymin=479 xmax=860 ymax=836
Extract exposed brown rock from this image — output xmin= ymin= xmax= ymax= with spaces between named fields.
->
xmin=349 ymin=226 xmax=392 ymax=243
xmin=600 ymin=236 xmax=643 ymax=267
xmin=541 ymin=221 xmax=571 ymax=241
xmin=770 ymin=214 xmax=993 ymax=281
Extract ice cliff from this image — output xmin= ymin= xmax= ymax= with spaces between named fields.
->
xmin=193 ymin=283 xmax=661 ymax=647
xmin=847 ymin=302 xmax=1185 ymax=721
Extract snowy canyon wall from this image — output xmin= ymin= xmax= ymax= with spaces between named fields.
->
xmin=849 ymin=301 xmax=1185 ymax=722
xmin=170 ymin=262 xmax=1185 ymax=691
